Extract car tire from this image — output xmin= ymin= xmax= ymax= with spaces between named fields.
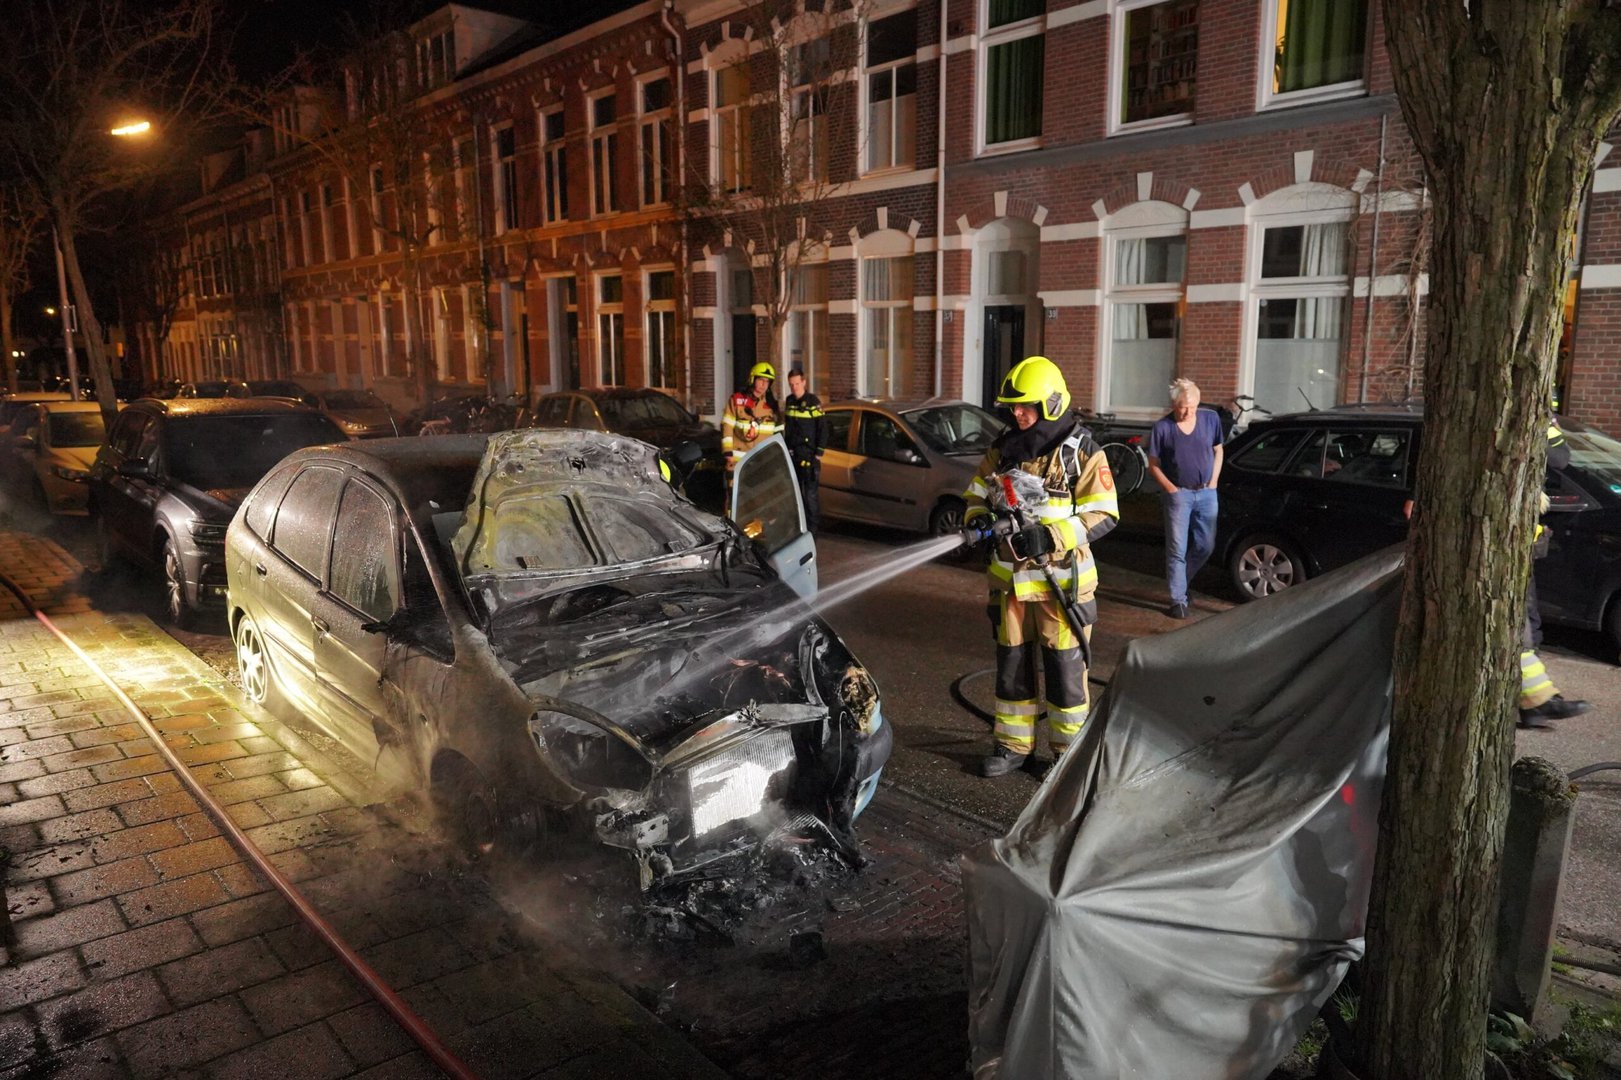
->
xmin=1229 ymin=532 xmax=1307 ymax=602
xmin=929 ymin=498 xmax=972 ymax=561
xmin=432 ymin=756 xmax=500 ymax=858
xmin=233 ymin=613 xmax=287 ymax=715
xmin=159 ymin=537 xmax=193 ymax=629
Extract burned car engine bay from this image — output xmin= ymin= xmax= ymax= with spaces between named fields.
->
xmin=440 ymin=429 xmax=891 ymax=903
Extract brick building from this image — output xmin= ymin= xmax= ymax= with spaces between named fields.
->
xmin=141 ymin=0 xmax=1621 ymax=430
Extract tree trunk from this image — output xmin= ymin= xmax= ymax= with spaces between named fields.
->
xmin=53 ymin=205 xmax=120 ymax=426
xmin=1358 ymin=6 xmax=1621 ymax=1079
xmin=1 ymin=281 xmax=16 ymax=393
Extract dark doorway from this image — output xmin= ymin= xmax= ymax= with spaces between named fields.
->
xmin=563 ymin=311 xmax=580 ymax=390
xmin=731 ymin=313 xmax=757 ymax=393
xmin=983 ymin=305 xmax=1026 ymax=407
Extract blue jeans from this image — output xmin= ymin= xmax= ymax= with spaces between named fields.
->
xmin=1162 ymin=487 xmax=1219 ymax=606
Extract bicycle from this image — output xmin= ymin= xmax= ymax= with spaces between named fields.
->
xmin=1078 ymin=409 xmax=1151 ymax=496
xmin=1223 ymin=394 xmax=1272 ymax=441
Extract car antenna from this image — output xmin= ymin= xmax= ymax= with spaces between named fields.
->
xmin=1297 ymin=386 xmax=1319 ymax=412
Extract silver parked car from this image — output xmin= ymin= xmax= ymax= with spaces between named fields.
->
xmin=820 ymin=400 xmax=1005 ymax=536
xmin=224 ymin=430 xmax=891 ymax=886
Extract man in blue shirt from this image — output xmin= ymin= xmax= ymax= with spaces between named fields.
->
xmin=1147 ymin=378 xmax=1224 ymax=619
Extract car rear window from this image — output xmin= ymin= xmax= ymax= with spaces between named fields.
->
xmin=271 ymin=466 xmax=344 ymax=578
xmin=1228 ymin=428 xmax=1306 ymax=473
xmin=245 ymin=463 xmax=299 ymax=539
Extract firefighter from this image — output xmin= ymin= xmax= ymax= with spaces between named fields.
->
xmin=1519 ymin=414 xmax=1591 ymax=727
xmin=782 ymin=367 xmax=829 ymax=530
xmin=722 ymin=361 xmax=781 ymax=489
xmin=964 ymin=356 xmax=1120 ymax=777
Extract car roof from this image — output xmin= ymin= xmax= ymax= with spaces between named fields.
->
xmin=2 ymin=392 xmax=72 ymax=403
xmin=284 ymin=434 xmax=489 ymax=511
xmin=544 ymin=387 xmax=674 ymax=401
xmin=129 ymin=397 xmax=322 ymax=417
xmin=38 ymin=400 xmax=111 ymax=414
xmin=826 ymin=398 xmax=975 ymax=412
xmin=1253 ymin=403 xmax=1425 ymax=425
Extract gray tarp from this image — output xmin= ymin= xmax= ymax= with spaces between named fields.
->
xmin=964 ymin=548 xmax=1402 ymax=1079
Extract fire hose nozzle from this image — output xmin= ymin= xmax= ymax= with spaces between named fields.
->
xmin=961 ymin=516 xmax=1016 ymax=545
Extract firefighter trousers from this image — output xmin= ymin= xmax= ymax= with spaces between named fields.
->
xmin=991 ymin=591 xmax=1092 ymax=757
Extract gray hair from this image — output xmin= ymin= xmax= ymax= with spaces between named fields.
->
xmin=1168 ymin=378 xmax=1200 ymax=404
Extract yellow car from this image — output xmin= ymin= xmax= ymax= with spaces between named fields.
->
xmin=10 ymin=400 xmax=119 ymax=515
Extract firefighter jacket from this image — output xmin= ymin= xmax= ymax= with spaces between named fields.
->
xmin=722 ymin=391 xmax=781 ymax=470
xmin=783 ymin=392 xmax=830 ymax=468
xmin=1535 ymin=418 xmax=1569 ymax=551
xmin=962 ymin=424 xmax=1120 ymax=602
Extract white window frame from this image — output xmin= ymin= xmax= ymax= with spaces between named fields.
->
xmin=299 ymin=189 xmax=315 ymax=267
xmin=595 ymin=272 xmax=625 ymax=386
xmin=492 ymin=122 xmax=518 ymax=234
xmin=320 ymin=183 xmax=336 ymax=263
xmin=539 ymin=105 xmax=568 ymax=224
xmin=1256 ymin=0 xmax=1371 ymax=112
xmin=644 ymin=267 xmax=678 ymax=388
xmin=857 ymin=229 xmax=916 ymax=398
xmin=545 ymin=273 xmax=578 ymax=392
xmin=1099 ymin=202 xmax=1189 ymax=417
xmin=374 ymin=290 xmax=393 ymax=377
xmin=431 ymin=286 xmax=451 ymax=382
xmin=861 ymin=7 xmax=919 ymax=176
xmin=369 ymin=165 xmax=387 ymax=253
xmin=588 ymin=89 xmax=620 ymax=217
xmin=453 ymin=134 xmax=478 ymax=239
xmin=1107 ymin=0 xmax=1197 ymax=137
xmin=784 ymin=258 xmax=831 ymax=393
xmin=710 ymin=49 xmax=752 ymax=194
xmin=1241 ymin=189 xmax=1355 ymax=412
xmin=423 ymin=150 xmax=443 ymax=245
xmin=975 ymin=0 xmax=1046 ymax=156
xmin=637 ymin=74 xmax=673 ymax=208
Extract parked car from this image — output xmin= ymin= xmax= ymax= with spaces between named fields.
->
xmin=6 ymin=399 xmax=119 ymax=514
xmin=224 ymin=429 xmax=890 ymax=884
xmin=1215 ymin=405 xmax=1621 ymax=653
xmin=525 ymin=388 xmax=724 ymax=506
xmin=88 ymin=398 xmax=345 ymax=626
xmin=179 ymin=380 xmax=254 ymax=399
xmin=291 ymin=388 xmax=400 ymax=439
xmin=248 ymin=380 xmax=309 ymax=400
xmin=1 ymin=390 xmax=71 ymax=431
xmin=819 ymin=400 xmax=1006 ymax=536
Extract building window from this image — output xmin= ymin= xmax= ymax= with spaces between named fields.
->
xmin=549 ymin=276 xmax=581 ymax=390
xmin=980 ymin=0 xmax=1044 ymax=150
xmin=453 ymin=135 xmax=478 ymax=239
xmin=320 ymin=183 xmax=337 ymax=263
xmin=862 ymin=255 xmax=915 ymax=397
xmin=589 ymin=92 xmax=620 ymax=216
xmin=1264 ymin=0 xmax=1368 ymax=106
xmin=1112 ymin=0 xmax=1197 ymax=132
xmin=1104 ymin=228 xmax=1187 ymax=411
xmin=540 ymin=107 xmax=569 ymax=223
xmin=639 ymin=77 xmax=672 ymax=207
xmin=493 ymin=124 xmax=518 ymax=233
xmin=786 ymin=262 xmax=830 ymax=392
xmin=369 ymin=165 xmax=387 ymax=252
xmin=713 ymin=61 xmax=751 ymax=193
xmin=1250 ymin=219 xmax=1350 ymax=414
xmin=596 ymin=273 xmax=625 ymax=385
xmin=864 ymin=9 xmax=917 ymax=173
xmin=646 ymin=269 xmax=677 ymax=388
xmin=419 ymin=29 xmax=453 ymax=88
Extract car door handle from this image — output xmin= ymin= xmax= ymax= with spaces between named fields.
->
xmin=798 ymin=551 xmax=814 ymax=565
xmin=312 ymin=616 xmax=329 ymax=636
xmin=254 ymin=562 xmax=267 ymax=577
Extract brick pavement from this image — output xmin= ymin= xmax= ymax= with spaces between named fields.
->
xmin=0 ymin=532 xmax=727 ymax=1080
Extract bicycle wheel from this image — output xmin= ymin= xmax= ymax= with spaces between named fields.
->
xmin=1102 ymin=441 xmax=1146 ymax=495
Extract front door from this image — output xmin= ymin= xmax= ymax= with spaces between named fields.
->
xmin=982 ymin=305 xmax=1025 ymax=407
xmin=731 ymin=313 xmax=757 ymax=395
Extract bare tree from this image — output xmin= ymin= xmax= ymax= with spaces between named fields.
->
xmin=0 ymin=0 xmax=228 ymax=422
xmin=0 ymin=185 xmax=44 ymax=393
xmin=122 ymin=230 xmax=191 ymax=384
xmin=687 ymin=0 xmax=870 ymax=385
xmin=1355 ymin=5 xmax=1621 ymax=1079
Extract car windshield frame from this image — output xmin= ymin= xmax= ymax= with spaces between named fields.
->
xmin=898 ymin=403 xmax=1005 ymax=456
xmin=597 ymin=393 xmax=694 ymax=431
xmin=163 ymin=413 xmax=343 ymax=490
xmin=47 ymin=411 xmax=106 ymax=448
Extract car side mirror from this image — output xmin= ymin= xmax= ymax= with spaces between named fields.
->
xmin=14 ymin=433 xmax=36 ymax=450
xmin=117 ymin=460 xmax=151 ymax=479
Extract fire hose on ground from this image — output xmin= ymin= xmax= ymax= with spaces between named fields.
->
xmin=0 ymin=570 xmax=479 ymax=1080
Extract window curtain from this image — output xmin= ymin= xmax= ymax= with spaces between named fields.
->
xmin=985 ymin=35 xmax=1044 ymax=144
xmin=1113 ymin=239 xmax=1151 ymax=339
xmin=1276 ymin=0 xmax=1368 ymax=93
xmin=989 ymin=0 xmax=1043 ymax=29
xmin=1293 ymin=223 xmax=1346 ymax=339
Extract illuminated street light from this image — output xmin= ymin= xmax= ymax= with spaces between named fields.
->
xmin=44 ymin=306 xmax=57 ymax=315
xmin=109 ymin=119 xmax=152 ymax=137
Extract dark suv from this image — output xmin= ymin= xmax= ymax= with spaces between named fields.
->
xmin=89 ymin=398 xmax=344 ymax=626
xmin=1216 ymin=405 xmax=1621 ymax=656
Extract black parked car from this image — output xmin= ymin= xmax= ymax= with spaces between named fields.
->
xmin=525 ymin=388 xmax=724 ymax=507
xmin=88 ymin=398 xmax=345 ymax=626
xmin=1216 ymin=405 xmax=1621 ymax=654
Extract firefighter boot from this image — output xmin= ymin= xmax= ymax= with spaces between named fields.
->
xmin=980 ymin=745 xmax=1029 ymax=777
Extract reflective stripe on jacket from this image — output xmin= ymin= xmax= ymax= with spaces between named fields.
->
xmin=721 ymin=391 xmax=781 ymax=469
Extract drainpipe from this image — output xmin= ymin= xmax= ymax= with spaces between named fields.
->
xmin=1357 ymin=112 xmax=1387 ymax=404
xmin=661 ymin=0 xmax=693 ymax=413
xmin=1406 ymin=177 xmax=1428 ymax=400
xmin=933 ymin=0 xmax=948 ymax=398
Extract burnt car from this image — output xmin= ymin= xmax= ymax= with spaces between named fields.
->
xmin=525 ymin=388 xmax=724 ymax=507
xmin=820 ymin=400 xmax=1006 ymax=536
xmin=1216 ymin=406 xmax=1621 ymax=654
xmin=89 ymin=398 xmax=346 ymax=626
xmin=223 ymin=430 xmax=889 ymax=886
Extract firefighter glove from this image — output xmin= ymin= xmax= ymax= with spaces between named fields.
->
xmin=1008 ymin=522 xmax=1057 ymax=561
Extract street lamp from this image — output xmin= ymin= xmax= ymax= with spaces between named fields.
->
xmin=109 ymin=120 xmax=152 ymax=137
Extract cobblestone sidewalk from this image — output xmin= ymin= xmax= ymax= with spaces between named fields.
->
xmin=0 ymin=532 xmax=726 ymax=1079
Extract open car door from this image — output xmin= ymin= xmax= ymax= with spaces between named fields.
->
xmin=731 ymin=434 xmax=817 ymax=601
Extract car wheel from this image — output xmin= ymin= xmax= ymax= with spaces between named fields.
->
xmin=929 ymin=498 xmax=972 ymax=561
xmin=160 ymin=537 xmax=192 ymax=629
xmin=1229 ymin=533 xmax=1307 ymax=601
xmin=432 ymin=756 xmax=499 ymax=858
xmin=233 ymin=614 xmax=286 ymax=714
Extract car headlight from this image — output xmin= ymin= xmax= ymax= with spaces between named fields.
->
xmin=190 ymin=521 xmax=228 ymax=544
xmin=51 ymin=465 xmax=88 ymax=482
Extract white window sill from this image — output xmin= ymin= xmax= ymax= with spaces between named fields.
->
xmin=859 ymin=164 xmax=917 ymax=180
xmin=976 ymin=136 xmax=1044 ymax=158
xmin=1259 ymin=81 xmax=1367 ymax=112
xmin=1109 ymin=113 xmax=1193 ymax=138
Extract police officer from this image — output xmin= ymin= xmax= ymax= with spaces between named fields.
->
xmin=782 ymin=367 xmax=829 ymax=530
xmin=722 ymin=362 xmax=781 ymax=489
xmin=963 ymin=357 xmax=1119 ymax=777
